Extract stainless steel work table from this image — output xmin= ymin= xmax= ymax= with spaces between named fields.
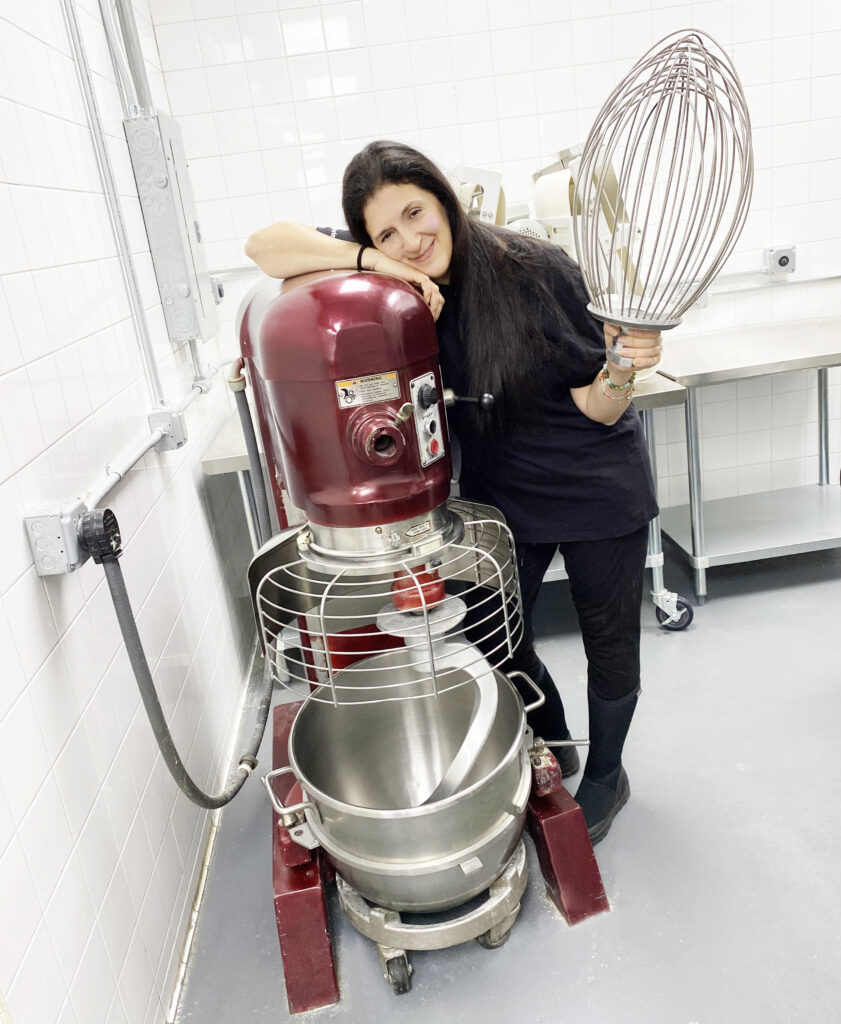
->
xmin=202 ymin=410 xmax=267 ymax=551
xmin=657 ymin=317 xmax=841 ymax=601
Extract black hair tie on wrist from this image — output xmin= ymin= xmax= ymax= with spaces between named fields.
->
xmin=357 ymin=244 xmax=369 ymax=272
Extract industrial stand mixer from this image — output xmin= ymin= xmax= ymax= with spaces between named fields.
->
xmin=237 ymin=269 xmax=608 ymax=1007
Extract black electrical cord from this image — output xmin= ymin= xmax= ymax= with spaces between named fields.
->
xmin=80 ymin=509 xmax=273 ymax=809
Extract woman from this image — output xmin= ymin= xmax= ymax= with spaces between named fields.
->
xmin=246 ymin=141 xmax=662 ymax=844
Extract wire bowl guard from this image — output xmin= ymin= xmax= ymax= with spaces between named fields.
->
xmin=252 ymin=498 xmax=523 ymax=707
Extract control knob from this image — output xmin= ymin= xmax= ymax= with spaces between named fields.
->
xmin=417 ymin=383 xmax=439 ymax=409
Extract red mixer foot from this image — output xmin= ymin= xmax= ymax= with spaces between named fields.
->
xmin=526 ymin=785 xmax=610 ymax=926
xmin=271 ymin=703 xmax=339 ymax=1014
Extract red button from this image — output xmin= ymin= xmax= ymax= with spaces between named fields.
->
xmin=429 ymin=439 xmax=440 ymax=454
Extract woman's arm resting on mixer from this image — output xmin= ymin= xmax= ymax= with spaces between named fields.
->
xmin=244 ymin=221 xmax=444 ymax=319
xmin=245 ymin=221 xmax=360 ymax=279
xmin=570 ymin=324 xmax=662 ymax=426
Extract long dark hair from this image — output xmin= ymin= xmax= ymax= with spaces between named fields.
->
xmin=342 ymin=141 xmax=590 ymax=432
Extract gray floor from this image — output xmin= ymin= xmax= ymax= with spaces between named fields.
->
xmin=175 ymin=548 xmax=841 ymax=1024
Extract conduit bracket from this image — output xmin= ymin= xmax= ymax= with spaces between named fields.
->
xmin=193 ymin=370 xmax=215 ymax=395
xmin=149 ymin=409 xmax=189 ymax=451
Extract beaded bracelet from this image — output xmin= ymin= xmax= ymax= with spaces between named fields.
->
xmin=602 ymin=361 xmax=636 ymax=389
xmin=599 ymin=363 xmax=636 ymax=401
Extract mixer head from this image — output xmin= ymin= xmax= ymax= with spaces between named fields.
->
xmin=572 ymin=29 xmax=754 ymax=332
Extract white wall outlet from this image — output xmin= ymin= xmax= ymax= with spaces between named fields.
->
xmin=763 ymin=246 xmax=796 ymax=275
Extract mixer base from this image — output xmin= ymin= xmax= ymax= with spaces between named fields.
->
xmin=336 ymin=840 xmax=528 ymax=994
xmin=269 ymin=706 xmax=609 ymax=1010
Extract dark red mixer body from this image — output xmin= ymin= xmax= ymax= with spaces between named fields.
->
xmin=239 ymin=270 xmax=451 ymax=530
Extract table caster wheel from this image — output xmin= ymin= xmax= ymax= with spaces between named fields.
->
xmin=385 ymin=955 xmax=412 ymax=995
xmin=656 ymin=596 xmax=694 ymax=631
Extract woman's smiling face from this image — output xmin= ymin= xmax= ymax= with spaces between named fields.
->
xmin=363 ymin=183 xmax=453 ymax=282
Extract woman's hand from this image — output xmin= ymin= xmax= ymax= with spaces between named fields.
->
xmin=572 ymin=323 xmax=664 ymax=426
xmin=603 ymin=323 xmax=662 ymax=372
xmin=364 ymin=250 xmax=445 ymax=321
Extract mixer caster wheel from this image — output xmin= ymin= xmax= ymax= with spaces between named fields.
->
xmin=385 ymin=955 xmax=412 ymax=995
xmin=477 ymin=904 xmax=518 ymax=949
xmin=477 ymin=926 xmax=512 ymax=949
xmin=655 ymin=596 xmax=694 ymax=631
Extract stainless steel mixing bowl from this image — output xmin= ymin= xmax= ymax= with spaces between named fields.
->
xmin=286 ymin=651 xmax=531 ymax=912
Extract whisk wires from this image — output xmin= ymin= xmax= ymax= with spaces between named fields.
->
xmin=572 ymin=29 xmax=754 ymax=331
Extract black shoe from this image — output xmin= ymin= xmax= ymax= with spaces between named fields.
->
xmin=574 ymin=765 xmax=630 ymax=845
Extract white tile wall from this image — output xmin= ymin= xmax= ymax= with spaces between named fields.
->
xmin=1 ymin=1 xmax=840 ymax=1022
xmin=0 ymin=2 xmax=255 ymax=1023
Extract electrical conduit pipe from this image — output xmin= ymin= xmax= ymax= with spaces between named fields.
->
xmin=228 ymin=358 xmax=273 ymax=547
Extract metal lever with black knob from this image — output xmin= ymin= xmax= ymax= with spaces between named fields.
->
xmin=442 ymin=389 xmax=495 ymax=410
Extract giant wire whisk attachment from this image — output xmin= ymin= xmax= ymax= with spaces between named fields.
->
xmin=572 ymin=29 xmax=754 ymax=366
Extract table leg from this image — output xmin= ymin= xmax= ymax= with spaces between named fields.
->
xmin=640 ymin=408 xmax=665 ymax=596
xmin=818 ymin=368 xmax=830 ymax=486
xmin=237 ymin=469 xmax=260 ymax=552
xmin=685 ymin=389 xmax=707 ymax=602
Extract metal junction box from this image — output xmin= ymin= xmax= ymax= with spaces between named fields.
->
xmin=124 ymin=110 xmax=219 ymax=344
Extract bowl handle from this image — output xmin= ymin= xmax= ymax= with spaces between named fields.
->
xmin=507 ymin=670 xmax=545 ymax=713
xmin=262 ymin=766 xmax=319 ymax=823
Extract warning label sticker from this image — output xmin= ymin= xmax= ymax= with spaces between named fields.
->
xmin=335 ymin=371 xmax=400 ymax=408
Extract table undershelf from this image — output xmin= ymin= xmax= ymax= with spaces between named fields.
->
xmin=659 ymin=484 xmax=841 ymax=569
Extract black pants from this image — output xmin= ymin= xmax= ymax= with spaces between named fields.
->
xmin=505 ymin=525 xmax=649 ymax=704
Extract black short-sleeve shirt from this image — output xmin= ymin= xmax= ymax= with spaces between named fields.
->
xmin=316 ymin=227 xmax=657 ymax=543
